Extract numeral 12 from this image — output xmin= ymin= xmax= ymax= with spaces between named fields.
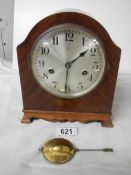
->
xmin=65 ymin=32 xmax=74 ymax=41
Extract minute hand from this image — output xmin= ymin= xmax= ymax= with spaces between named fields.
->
xmin=70 ymin=49 xmax=88 ymax=64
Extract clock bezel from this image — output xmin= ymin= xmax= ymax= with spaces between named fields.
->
xmin=30 ymin=23 xmax=107 ymax=99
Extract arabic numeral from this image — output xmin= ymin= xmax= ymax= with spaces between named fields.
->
xmin=52 ymin=81 xmax=57 ymax=88
xmin=65 ymin=32 xmax=74 ymax=41
xmin=90 ymin=74 xmax=93 ymax=81
xmin=43 ymin=72 xmax=48 ymax=79
xmin=77 ymin=83 xmax=83 ymax=89
xmin=93 ymin=62 xmax=101 ymax=71
xmin=65 ymin=85 xmax=71 ymax=93
xmin=60 ymin=128 xmax=72 ymax=135
xmin=53 ymin=36 xmax=58 ymax=45
xmin=42 ymin=47 xmax=49 ymax=55
xmin=90 ymin=48 xmax=96 ymax=56
xmin=38 ymin=60 xmax=44 ymax=67
xmin=83 ymin=37 xmax=85 ymax=46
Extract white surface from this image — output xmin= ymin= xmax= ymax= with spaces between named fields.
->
xmin=13 ymin=0 xmax=131 ymax=74
xmin=0 ymin=62 xmax=131 ymax=175
xmin=0 ymin=0 xmax=14 ymax=61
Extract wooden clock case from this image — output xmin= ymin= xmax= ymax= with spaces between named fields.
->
xmin=17 ymin=12 xmax=121 ymax=127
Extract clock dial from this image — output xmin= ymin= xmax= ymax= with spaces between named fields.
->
xmin=30 ymin=24 xmax=106 ymax=98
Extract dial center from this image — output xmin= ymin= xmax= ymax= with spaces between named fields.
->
xmin=65 ymin=62 xmax=71 ymax=69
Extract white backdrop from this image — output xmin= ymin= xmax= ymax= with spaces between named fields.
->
xmin=0 ymin=0 xmax=14 ymax=61
xmin=13 ymin=0 xmax=131 ymax=74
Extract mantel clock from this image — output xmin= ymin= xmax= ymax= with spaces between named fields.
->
xmin=17 ymin=12 xmax=121 ymax=127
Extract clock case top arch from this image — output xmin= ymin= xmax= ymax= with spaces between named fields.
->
xmin=17 ymin=12 xmax=121 ymax=127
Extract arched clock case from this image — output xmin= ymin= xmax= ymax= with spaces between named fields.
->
xmin=17 ymin=12 xmax=121 ymax=127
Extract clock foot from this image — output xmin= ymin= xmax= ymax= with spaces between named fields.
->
xmin=101 ymin=119 xmax=113 ymax=128
xmin=21 ymin=114 xmax=32 ymax=123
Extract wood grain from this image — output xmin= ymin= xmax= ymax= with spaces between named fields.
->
xmin=22 ymin=110 xmax=113 ymax=127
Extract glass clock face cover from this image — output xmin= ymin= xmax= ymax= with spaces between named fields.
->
xmin=30 ymin=24 xmax=106 ymax=98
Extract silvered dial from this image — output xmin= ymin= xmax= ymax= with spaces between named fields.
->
xmin=30 ymin=24 xmax=106 ymax=98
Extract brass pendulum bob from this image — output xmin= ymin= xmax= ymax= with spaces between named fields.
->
xmin=39 ymin=138 xmax=113 ymax=164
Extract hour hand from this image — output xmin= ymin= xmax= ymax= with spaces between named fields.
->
xmin=79 ymin=49 xmax=89 ymax=57
xmin=70 ymin=49 xmax=88 ymax=64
